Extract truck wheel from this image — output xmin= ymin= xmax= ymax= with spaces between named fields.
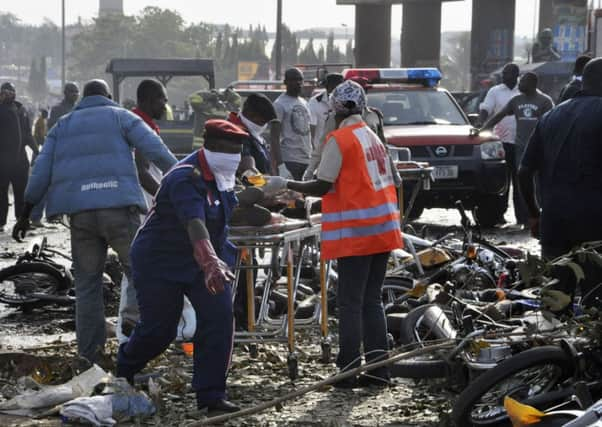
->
xmin=474 ymin=195 xmax=505 ymax=228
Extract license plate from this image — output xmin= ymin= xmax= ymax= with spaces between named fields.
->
xmin=433 ymin=165 xmax=458 ymax=180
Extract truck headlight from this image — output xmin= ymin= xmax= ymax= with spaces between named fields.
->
xmin=480 ymin=141 xmax=505 ymax=160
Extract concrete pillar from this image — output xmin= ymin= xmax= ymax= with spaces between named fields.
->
xmin=354 ymin=4 xmax=392 ymax=67
xmin=539 ymin=0 xmax=556 ymax=32
xmin=401 ymin=1 xmax=442 ymax=68
xmin=470 ymin=0 xmax=515 ymax=89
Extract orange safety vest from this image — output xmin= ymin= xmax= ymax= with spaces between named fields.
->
xmin=321 ymin=121 xmax=403 ymax=260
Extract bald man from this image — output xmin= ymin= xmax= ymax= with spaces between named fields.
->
xmin=48 ymin=82 xmax=79 ymax=129
xmin=481 ymin=72 xmax=554 ymax=227
xmin=270 ymin=68 xmax=312 ymax=180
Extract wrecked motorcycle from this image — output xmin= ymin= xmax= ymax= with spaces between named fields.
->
xmin=0 ymin=237 xmax=122 ymax=311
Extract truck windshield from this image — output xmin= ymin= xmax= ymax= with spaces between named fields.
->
xmin=367 ymin=90 xmax=467 ymax=126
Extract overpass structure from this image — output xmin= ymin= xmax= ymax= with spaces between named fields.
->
xmin=337 ymin=0 xmax=588 ymax=86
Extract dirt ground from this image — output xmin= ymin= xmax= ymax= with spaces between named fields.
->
xmin=0 ymin=205 xmax=540 ymax=426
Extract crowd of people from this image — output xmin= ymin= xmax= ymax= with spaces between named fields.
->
xmin=1 ymin=55 xmax=600 ymax=413
xmin=476 ymin=54 xmax=600 ymax=260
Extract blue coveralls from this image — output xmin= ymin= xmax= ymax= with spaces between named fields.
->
xmin=116 ymin=150 xmax=237 ymax=405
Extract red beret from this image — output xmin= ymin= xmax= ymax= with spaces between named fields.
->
xmin=204 ymin=119 xmax=249 ymax=142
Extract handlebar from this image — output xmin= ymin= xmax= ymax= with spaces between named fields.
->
xmin=455 ymin=200 xmax=471 ymax=229
xmin=24 ymin=237 xmax=47 ymax=259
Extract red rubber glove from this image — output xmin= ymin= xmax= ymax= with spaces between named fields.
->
xmin=193 ymin=239 xmax=235 ymax=295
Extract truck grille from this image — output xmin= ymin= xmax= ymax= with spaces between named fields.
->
xmin=408 ymin=145 xmax=473 ymax=159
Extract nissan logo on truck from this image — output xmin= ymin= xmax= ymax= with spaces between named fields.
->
xmin=435 ymin=146 xmax=448 ymax=157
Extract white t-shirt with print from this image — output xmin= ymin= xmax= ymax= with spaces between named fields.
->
xmin=274 ymin=93 xmax=312 ymax=164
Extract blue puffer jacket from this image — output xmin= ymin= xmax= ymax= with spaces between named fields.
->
xmin=25 ymin=95 xmax=177 ymax=217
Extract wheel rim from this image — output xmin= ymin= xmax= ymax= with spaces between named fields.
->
xmin=0 ymin=272 xmax=61 ymax=304
xmin=469 ymin=362 xmax=565 ymax=423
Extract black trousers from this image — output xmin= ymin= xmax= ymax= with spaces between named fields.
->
xmin=502 ymin=142 xmax=530 ymax=225
xmin=0 ymin=157 xmax=29 ymax=227
xmin=284 ymin=161 xmax=308 ymax=181
xmin=336 ymin=252 xmax=390 ymax=379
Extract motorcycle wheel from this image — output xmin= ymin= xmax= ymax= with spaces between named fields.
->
xmin=0 ymin=262 xmax=72 ymax=308
xmin=399 ymin=303 xmax=455 ymax=345
xmin=390 ymin=304 xmax=455 ymax=379
xmin=452 ymin=346 xmax=574 ymax=426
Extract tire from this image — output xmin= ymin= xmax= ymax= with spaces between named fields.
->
xmin=0 ymin=262 xmax=72 ymax=307
xmin=452 ymin=346 xmax=574 ymax=427
xmin=474 ymin=194 xmax=506 ymax=228
xmin=390 ymin=304 xmax=456 ymax=380
xmin=399 ymin=304 xmax=455 ymax=345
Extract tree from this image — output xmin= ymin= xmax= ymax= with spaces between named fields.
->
xmin=27 ymin=56 xmax=48 ymax=101
xmin=131 ymin=7 xmax=188 ymax=57
xmin=345 ymin=39 xmax=354 ymax=64
xmin=214 ymin=31 xmax=224 ymax=60
xmin=271 ymin=24 xmax=298 ymax=74
xmin=326 ymin=31 xmax=344 ymax=63
xmin=69 ymin=14 xmax=136 ymax=82
xmin=298 ymin=38 xmax=319 ymax=64
xmin=184 ymin=22 xmax=214 ymax=57
xmin=317 ymin=45 xmax=325 ymax=64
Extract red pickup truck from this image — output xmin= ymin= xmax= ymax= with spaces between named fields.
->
xmin=342 ymin=68 xmax=509 ymax=227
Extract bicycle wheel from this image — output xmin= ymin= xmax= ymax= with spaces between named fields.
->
xmin=452 ymin=346 xmax=574 ymax=426
xmin=0 ymin=262 xmax=72 ymax=307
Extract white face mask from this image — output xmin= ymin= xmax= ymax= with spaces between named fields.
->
xmin=203 ymin=148 xmax=241 ymax=192
xmin=239 ymin=112 xmax=268 ymax=141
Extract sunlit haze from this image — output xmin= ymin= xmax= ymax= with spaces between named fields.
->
xmin=3 ymin=0 xmax=538 ymax=36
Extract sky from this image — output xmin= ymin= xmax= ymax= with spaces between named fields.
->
xmin=3 ymin=0 xmax=539 ymax=37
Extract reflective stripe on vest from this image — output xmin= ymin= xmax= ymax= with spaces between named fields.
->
xmin=321 ymin=122 xmax=403 ymax=260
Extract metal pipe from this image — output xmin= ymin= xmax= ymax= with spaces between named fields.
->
xmin=275 ymin=0 xmax=282 ymax=79
xmin=245 ymin=249 xmax=256 ymax=333
xmin=189 ymin=340 xmax=455 ymax=426
xmin=320 ymin=260 xmax=328 ymax=338
xmin=286 ymin=243 xmax=294 ymax=353
xmin=61 ymin=0 xmax=66 ymax=89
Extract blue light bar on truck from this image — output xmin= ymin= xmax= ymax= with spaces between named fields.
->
xmin=343 ymin=67 xmax=442 ymax=87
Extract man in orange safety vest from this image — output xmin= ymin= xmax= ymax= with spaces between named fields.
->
xmin=264 ymin=80 xmax=403 ymax=388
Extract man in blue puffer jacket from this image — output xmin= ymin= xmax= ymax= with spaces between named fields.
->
xmin=12 ymin=79 xmax=177 ymax=363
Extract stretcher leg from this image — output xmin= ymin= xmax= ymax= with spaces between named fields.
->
xmin=244 ymin=249 xmax=258 ymax=357
xmin=319 ymin=259 xmax=331 ymax=363
xmin=286 ymin=243 xmax=298 ymax=380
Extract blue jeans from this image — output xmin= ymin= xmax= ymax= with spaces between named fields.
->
xmin=336 ymin=252 xmax=390 ymax=379
xmin=70 ymin=207 xmax=140 ymax=362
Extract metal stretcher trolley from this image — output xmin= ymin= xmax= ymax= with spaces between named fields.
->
xmin=228 ymin=215 xmax=332 ymax=380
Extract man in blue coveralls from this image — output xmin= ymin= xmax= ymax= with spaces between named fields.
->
xmin=116 ymin=119 xmax=247 ymax=415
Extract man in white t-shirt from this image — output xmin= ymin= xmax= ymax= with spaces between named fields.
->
xmin=270 ymin=68 xmax=312 ymax=180
xmin=308 ymin=73 xmax=344 ymax=150
xmin=479 ymin=63 xmax=520 ymax=224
